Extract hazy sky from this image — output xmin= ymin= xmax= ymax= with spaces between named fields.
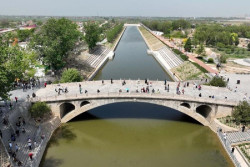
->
xmin=0 ymin=0 xmax=249 ymax=17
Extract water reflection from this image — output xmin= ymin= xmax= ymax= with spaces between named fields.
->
xmin=41 ymin=102 xmax=233 ymax=167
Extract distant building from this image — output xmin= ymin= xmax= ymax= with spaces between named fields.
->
xmin=0 ymin=28 xmax=15 ymax=34
xmin=152 ymin=31 xmax=164 ymax=36
xmin=19 ymin=24 xmax=37 ymax=30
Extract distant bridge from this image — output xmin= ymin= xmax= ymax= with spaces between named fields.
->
xmin=124 ymin=23 xmax=141 ymax=27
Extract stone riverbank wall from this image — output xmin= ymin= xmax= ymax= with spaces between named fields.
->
xmin=87 ymin=26 xmax=127 ymax=81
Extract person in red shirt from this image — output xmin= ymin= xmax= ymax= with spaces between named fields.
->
xmin=15 ymin=97 xmax=18 ymax=103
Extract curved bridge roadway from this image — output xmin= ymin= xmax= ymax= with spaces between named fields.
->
xmin=34 ymin=80 xmax=244 ymax=131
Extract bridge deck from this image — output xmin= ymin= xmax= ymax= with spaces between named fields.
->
xmin=34 ymin=80 xmax=245 ymax=105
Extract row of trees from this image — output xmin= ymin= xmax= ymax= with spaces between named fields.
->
xmin=142 ymin=19 xmax=191 ymax=35
xmin=107 ymin=24 xmax=123 ymax=43
xmin=194 ymin=24 xmax=241 ymax=46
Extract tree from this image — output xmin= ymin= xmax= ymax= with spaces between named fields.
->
xmin=184 ymin=38 xmax=192 ymax=52
xmin=232 ymin=101 xmax=250 ymax=124
xmin=84 ymin=22 xmax=100 ymax=50
xmin=196 ymin=44 xmax=205 ymax=56
xmin=17 ymin=29 xmax=34 ymax=42
xmin=0 ymin=36 xmax=37 ymax=99
xmin=29 ymin=102 xmax=51 ymax=119
xmin=248 ymin=43 xmax=250 ymax=51
xmin=31 ymin=18 xmax=81 ymax=70
xmin=60 ymin=68 xmax=82 ymax=83
xmin=209 ymin=76 xmax=227 ymax=87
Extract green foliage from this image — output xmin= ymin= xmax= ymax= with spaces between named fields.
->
xmin=107 ymin=24 xmax=123 ymax=43
xmin=31 ymin=18 xmax=81 ymax=70
xmin=191 ymin=62 xmax=208 ymax=73
xmin=172 ymin=49 xmax=188 ymax=61
xmin=30 ymin=102 xmax=51 ymax=119
xmin=0 ymin=36 xmax=37 ymax=99
xmin=17 ymin=29 xmax=34 ymax=42
xmin=184 ymin=38 xmax=192 ymax=52
xmin=194 ymin=24 xmax=249 ymax=47
xmin=209 ymin=76 xmax=227 ymax=87
xmin=84 ymin=22 xmax=101 ymax=50
xmin=170 ymin=31 xmax=187 ymax=38
xmin=232 ymin=101 xmax=250 ymax=124
xmin=142 ymin=20 xmax=190 ymax=37
xmin=171 ymin=19 xmax=191 ymax=30
xmin=60 ymin=68 xmax=82 ymax=83
xmin=196 ymin=44 xmax=205 ymax=56
xmin=207 ymin=58 xmax=214 ymax=63
xmin=219 ymin=55 xmax=227 ymax=63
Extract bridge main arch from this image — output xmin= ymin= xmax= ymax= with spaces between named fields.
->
xmin=60 ymin=98 xmax=212 ymax=127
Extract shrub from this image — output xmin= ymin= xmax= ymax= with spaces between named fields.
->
xmin=207 ymin=58 xmax=214 ymax=63
xmin=209 ymin=76 xmax=227 ymax=87
xmin=232 ymin=101 xmax=250 ymax=125
xmin=219 ymin=55 xmax=227 ymax=63
xmin=30 ymin=102 xmax=51 ymax=119
xmin=172 ymin=49 xmax=188 ymax=61
xmin=60 ymin=68 xmax=82 ymax=83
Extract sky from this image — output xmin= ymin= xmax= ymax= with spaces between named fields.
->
xmin=0 ymin=0 xmax=250 ymax=17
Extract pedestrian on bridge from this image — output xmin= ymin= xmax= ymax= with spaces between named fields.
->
xmin=79 ymin=84 xmax=82 ymax=94
xmin=28 ymin=152 xmax=33 ymax=160
xmin=111 ymin=78 xmax=113 ymax=84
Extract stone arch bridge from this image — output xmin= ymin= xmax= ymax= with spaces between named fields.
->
xmin=33 ymin=80 xmax=239 ymax=131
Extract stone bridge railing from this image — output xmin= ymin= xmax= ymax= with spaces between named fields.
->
xmin=32 ymin=92 xmax=237 ymax=107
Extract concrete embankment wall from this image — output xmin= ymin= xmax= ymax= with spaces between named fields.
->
xmin=137 ymin=26 xmax=178 ymax=81
xmin=149 ymin=51 xmax=178 ymax=81
xmin=87 ymin=26 xmax=127 ymax=81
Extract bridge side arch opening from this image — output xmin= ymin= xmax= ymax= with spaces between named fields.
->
xmin=80 ymin=101 xmax=90 ymax=107
xmin=60 ymin=102 xmax=75 ymax=119
xmin=180 ymin=103 xmax=191 ymax=109
xmin=196 ymin=105 xmax=212 ymax=120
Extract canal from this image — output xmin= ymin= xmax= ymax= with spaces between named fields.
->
xmin=41 ymin=26 xmax=233 ymax=167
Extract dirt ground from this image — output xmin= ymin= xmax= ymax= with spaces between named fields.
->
xmin=220 ymin=61 xmax=250 ymax=74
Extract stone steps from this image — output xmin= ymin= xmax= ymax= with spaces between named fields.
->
xmin=227 ymin=130 xmax=250 ymax=144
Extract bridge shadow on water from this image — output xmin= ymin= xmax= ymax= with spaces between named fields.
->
xmin=70 ymin=102 xmax=201 ymax=125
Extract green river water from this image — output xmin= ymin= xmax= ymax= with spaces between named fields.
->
xmin=41 ymin=26 xmax=233 ymax=167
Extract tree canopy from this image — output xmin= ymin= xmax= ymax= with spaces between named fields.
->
xmin=60 ymin=68 xmax=82 ymax=83
xmin=84 ymin=22 xmax=101 ymax=50
xmin=31 ymin=18 xmax=81 ymax=70
xmin=184 ymin=38 xmax=192 ymax=52
xmin=107 ymin=24 xmax=123 ymax=43
xmin=209 ymin=76 xmax=227 ymax=87
xmin=0 ymin=36 xmax=37 ymax=99
xmin=29 ymin=102 xmax=51 ymax=119
xmin=17 ymin=29 xmax=35 ymax=42
xmin=232 ymin=101 xmax=250 ymax=124
xmin=194 ymin=24 xmax=243 ymax=46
